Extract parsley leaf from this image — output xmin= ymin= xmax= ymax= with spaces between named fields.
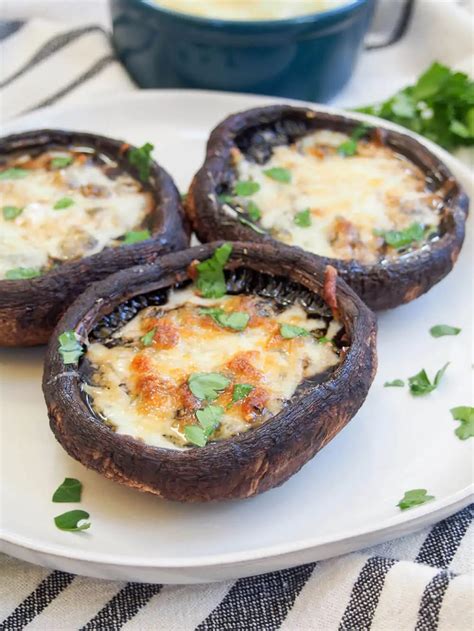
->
xmin=58 ymin=330 xmax=84 ymax=364
xmin=337 ymin=125 xmax=370 ymax=157
xmin=280 ymin=324 xmax=310 ymax=339
xmin=397 ymin=489 xmax=435 ymax=511
xmin=356 ymin=62 xmax=474 ymax=150
xmin=263 ymin=167 xmax=291 ymax=183
xmin=50 ymin=156 xmax=73 ymax=169
xmin=2 ymin=205 xmax=23 ymax=220
xmin=140 ymin=327 xmax=156 ymax=347
xmin=185 ymin=404 xmax=224 ymax=446
xmin=5 ymin=267 xmax=41 ymax=280
xmin=196 ymin=243 xmax=232 ymax=298
xmin=184 ymin=425 xmax=207 ymax=447
xmin=247 ymin=200 xmax=261 ymax=221
xmin=429 ymin=324 xmax=461 ymax=338
xmin=54 ymin=197 xmax=75 ymax=210
xmin=0 ymin=167 xmax=28 ymax=180
xmin=234 ymin=180 xmax=260 ymax=196
xmin=199 ymin=307 xmax=249 ymax=331
xmin=196 ymin=405 xmax=223 ymax=436
xmin=231 ymin=383 xmax=254 ymax=404
xmin=188 ymin=372 xmax=230 ymax=401
xmin=408 ymin=362 xmax=449 ymax=396
xmin=384 ymin=379 xmax=405 ymax=387
xmin=294 ymin=209 xmax=311 ymax=227
xmin=128 ymin=142 xmax=154 ymax=181
xmin=450 ymin=406 xmax=474 ymax=440
xmin=54 ymin=509 xmax=90 ymax=532
xmin=52 ymin=478 xmax=82 ymax=503
xmin=123 ymin=229 xmax=151 ymax=244
xmin=375 ymin=222 xmax=425 ymax=249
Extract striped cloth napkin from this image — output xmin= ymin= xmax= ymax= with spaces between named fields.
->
xmin=0 ymin=1 xmax=473 ymax=629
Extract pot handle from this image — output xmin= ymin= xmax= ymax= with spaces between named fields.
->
xmin=364 ymin=0 xmax=415 ymax=50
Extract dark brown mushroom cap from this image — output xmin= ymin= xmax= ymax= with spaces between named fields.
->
xmin=42 ymin=242 xmax=377 ymax=503
xmin=0 ymin=129 xmax=190 ymax=346
xmin=186 ymin=105 xmax=469 ymax=310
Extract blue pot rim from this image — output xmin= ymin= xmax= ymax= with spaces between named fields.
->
xmin=127 ymin=0 xmax=370 ymax=28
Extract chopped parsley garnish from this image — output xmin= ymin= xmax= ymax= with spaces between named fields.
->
xmin=128 ymin=142 xmax=154 ymax=181
xmin=50 ymin=156 xmax=73 ymax=169
xmin=384 ymin=379 xmax=405 ymax=388
xmin=58 ymin=330 xmax=84 ymax=364
xmin=280 ymin=324 xmax=310 ymax=339
xmin=52 ymin=478 xmax=82 ymax=503
xmin=397 ymin=489 xmax=435 ymax=511
xmin=356 ymin=62 xmax=474 ymax=150
xmin=2 ymin=205 xmax=23 ymax=220
xmin=54 ymin=197 xmax=75 ymax=210
xmin=317 ymin=336 xmax=332 ymax=344
xmin=188 ymin=372 xmax=230 ymax=401
xmin=247 ymin=200 xmax=261 ymax=221
xmin=337 ymin=125 xmax=370 ymax=157
xmin=263 ymin=167 xmax=291 ymax=183
xmin=231 ymin=384 xmax=254 ymax=404
xmin=408 ymin=362 xmax=449 ymax=396
xmin=294 ymin=209 xmax=311 ymax=227
xmin=196 ymin=243 xmax=232 ymax=298
xmin=54 ymin=509 xmax=90 ymax=532
xmin=0 ymin=167 xmax=28 ymax=180
xmin=140 ymin=327 xmax=156 ymax=347
xmin=196 ymin=405 xmax=223 ymax=435
xmin=123 ymin=229 xmax=151 ymax=244
xmin=429 ymin=324 xmax=461 ymax=338
xmin=5 ymin=267 xmax=41 ymax=280
xmin=375 ymin=222 xmax=425 ymax=249
xmin=450 ymin=406 xmax=474 ymax=440
xmin=234 ymin=180 xmax=260 ymax=196
xmin=199 ymin=307 xmax=249 ymax=331
xmin=185 ymin=404 xmax=224 ymax=447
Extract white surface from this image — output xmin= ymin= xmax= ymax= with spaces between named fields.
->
xmin=0 ymin=90 xmax=472 ymax=583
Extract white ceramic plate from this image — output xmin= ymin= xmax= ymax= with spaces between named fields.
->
xmin=0 ymin=91 xmax=472 ymax=584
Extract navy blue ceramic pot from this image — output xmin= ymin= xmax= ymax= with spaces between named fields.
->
xmin=110 ymin=0 xmax=375 ymax=102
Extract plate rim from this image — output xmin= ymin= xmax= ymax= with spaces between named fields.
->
xmin=1 ymin=88 xmax=473 ymax=573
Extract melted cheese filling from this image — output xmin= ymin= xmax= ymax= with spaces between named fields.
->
xmin=155 ymin=0 xmax=350 ymax=21
xmin=233 ymin=130 xmax=443 ymax=265
xmin=83 ymin=287 xmax=342 ymax=450
xmin=0 ymin=149 xmax=153 ymax=279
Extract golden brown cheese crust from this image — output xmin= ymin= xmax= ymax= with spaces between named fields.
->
xmin=84 ymin=288 xmax=343 ymax=449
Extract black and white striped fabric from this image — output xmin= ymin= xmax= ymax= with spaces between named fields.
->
xmin=1 ymin=2 xmax=473 ymax=629
xmin=1 ymin=505 xmax=472 ymax=629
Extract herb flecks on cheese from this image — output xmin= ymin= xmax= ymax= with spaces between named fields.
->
xmin=232 ymin=129 xmax=443 ymax=265
xmin=0 ymin=147 xmax=153 ymax=279
xmin=83 ymin=287 xmax=343 ymax=450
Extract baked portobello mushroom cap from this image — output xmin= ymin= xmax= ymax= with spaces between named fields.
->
xmin=43 ymin=242 xmax=377 ymax=502
xmin=186 ymin=105 xmax=469 ymax=310
xmin=0 ymin=129 xmax=189 ymax=346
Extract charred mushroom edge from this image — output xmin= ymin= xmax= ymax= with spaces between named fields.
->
xmin=0 ymin=129 xmax=190 ymax=346
xmin=43 ymin=242 xmax=377 ymax=502
xmin=186 ymin=105 xmax=469 ymax=310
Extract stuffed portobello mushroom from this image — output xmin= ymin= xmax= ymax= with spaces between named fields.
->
xmin=0 ymin=129 xmax=189 ymax=346
xmin=186 ymin=106 xmax=469 ymax=310
xmin=43 ymin=242 xmax=377 ymax=502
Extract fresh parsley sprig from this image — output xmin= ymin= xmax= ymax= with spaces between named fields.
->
xmin=263 ymin=167 xmax=291 ymax=183
xmin=123 ymin=229 xmax=151 ymax=244
xmin=337 ymin=124 xmax=370 ymax=157
xmin=128 ymin=142 xmax=154 ymax=181
xmin=408 ymin=362 xmax=449 ymax=396
xmin=185 ymin=404 xmax=224 ymax=447
xmin=199 ymin=307 xmax=249 ymax=331
xmin=188 ymin=372 xmax=230 ymax=402
xmin=52 ymin=478 xmax=83 ymax=503
xmin=374 ymin=222 xmax=425 ymax=250
xmin=450 ymin=406 xmax=474 ymax=440
xmin=356 ymin=62 xmax=474 ymax=150
xmin=397 ymin=489 xmax=435 ymax=511
xmin=280 ymin=324 xmax=310 ymax=339
xmin=58 ymin=330 xmax=84 ymax=365
xmin=429 ymin=324 xmax=461 ymax=338
xmin=5 ymin=267 xmax=41 ymax=280
xmin=2 ymin=205 xmax=23 ymax=220
xmin=54 ymin=510 xmax=90 ymax=531
xmin=196 ymin=243 xmax=232 ymax=298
